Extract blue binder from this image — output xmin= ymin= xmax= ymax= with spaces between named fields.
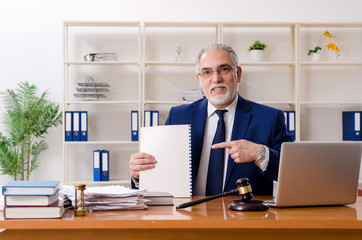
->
xmin=131 ymin=111 xmax=139 ymax=141
xmin=72 ymin=112 xmax=80 ymax=141
xmin=80 ymin=111 xmax=88 ymax=141
xmin=101 ymin=150 xmax=109 ymax=181
xmin=283 ymin=111 xmax=296 ymax=141
xmin=343 ymin=111 xmax=362 ymax=141
xmin=152 ymin=111 xmax=159 ymax=126
xmin=65 ymin=111 xmax=73 ymax=141
xmin=93 ymin=150 xmax=102 ymax=181
xmin=144 ymin=110 xmax=152 ymax=127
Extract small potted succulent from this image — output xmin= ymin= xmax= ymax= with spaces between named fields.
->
xmin=248 ymin=40 xmax=267 ymax=62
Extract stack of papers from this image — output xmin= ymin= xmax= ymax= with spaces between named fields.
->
xmin=61 ymin=185 xmax=148 ymax=211
xmin=182 ymin=89 xmax=205 ymax=101
xmin=84 ymin=53 xmax=118 ymax=61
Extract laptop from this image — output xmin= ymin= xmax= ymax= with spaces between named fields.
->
xmin=267 ymin=142 xmax=362 ymax=207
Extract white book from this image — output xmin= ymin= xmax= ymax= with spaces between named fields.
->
xmin=139 ymin=125 xmax=192 ymax=197
xmin=4 ymin=200 xmax=65 ymax=219
xmin=4 ymin=190 xmax=60 ymax=206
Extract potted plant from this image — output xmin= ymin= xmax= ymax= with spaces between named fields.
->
xmin=0 ymin=81 xmax=62 ymax=180
xmin=248 ymin=40 xmax=267 ymax=62
xmin=307 ymin=30 xmax=340 ymax=61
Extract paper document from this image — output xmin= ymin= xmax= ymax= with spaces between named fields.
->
xmin=139 ymin=125 xmax=192 ymax=197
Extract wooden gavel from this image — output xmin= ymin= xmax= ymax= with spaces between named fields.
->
xmin=176 ymin=178 xmax=253 ymax=209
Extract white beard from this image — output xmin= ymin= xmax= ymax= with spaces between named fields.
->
xmin=208 ymin=83 xmax=236 ymax=106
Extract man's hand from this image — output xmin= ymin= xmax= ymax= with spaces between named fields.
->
xmin=129 ymin=152 xmax=157 ymax=179
xmin=212 ymin=139 xmax=262 ymax=163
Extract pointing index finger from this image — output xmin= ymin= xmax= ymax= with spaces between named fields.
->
xmin=212 ymin=141 xmax=232 ymax=149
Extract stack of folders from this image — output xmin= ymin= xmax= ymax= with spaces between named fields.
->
xmin=93 ymin=150 xmax=110 ymax=181
xmin=61 ymin=185 xmax=148 ymax=211
xmin=2 ymin=181 xmax=64 ymax=219
xmin=130 ymin=110 xmax=160 ymax=141
xmin=283 ymin=111 xmax=295 ymax=141
xmin=65 ymin=111 xmax=88 ymax=141
xmin=343 ymin=111 xmax=362 ymax=141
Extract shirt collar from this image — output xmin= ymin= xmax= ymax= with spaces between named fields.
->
xmin=207 ymin=95 xmax=238 ymax=118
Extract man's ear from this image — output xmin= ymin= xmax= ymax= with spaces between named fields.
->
xmin=237 ymin=66 xmax=242 ymax=82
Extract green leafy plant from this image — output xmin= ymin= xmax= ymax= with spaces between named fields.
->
xmin=0 ymin=82 xmax=62 ymax=180
xmin=248 ymin=40 xmax=267 ymax=51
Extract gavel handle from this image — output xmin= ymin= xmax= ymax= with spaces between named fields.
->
xmin=176 ymin=189 xmax=238 ymax=209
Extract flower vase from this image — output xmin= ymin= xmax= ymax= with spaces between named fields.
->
xmin=311 ymin=52 xmax=320 ymax=62
xmin=250 ymin=50 xmax=264 ymax=62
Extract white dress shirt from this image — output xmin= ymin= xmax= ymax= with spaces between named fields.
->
xmin=193 ymin=96 xmax=269 ymax=196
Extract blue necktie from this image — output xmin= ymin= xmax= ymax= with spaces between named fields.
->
xmin=206 ymin=109 xmax=227 ymax=196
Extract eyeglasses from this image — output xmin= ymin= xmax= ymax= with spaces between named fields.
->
xmin=198 ymin=66 xmax=237 ymax=79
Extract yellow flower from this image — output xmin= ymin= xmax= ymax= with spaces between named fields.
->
xmin=324 ymin=31 xmax=332 ymax=38
xmin=308 ymin=30 xmax=340 ymax=58
xmin=327 ymin=42 xmax=336 ymax=51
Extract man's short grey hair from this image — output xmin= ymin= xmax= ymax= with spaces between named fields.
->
xmin=196 ymin=43 xmax=239 ymax=73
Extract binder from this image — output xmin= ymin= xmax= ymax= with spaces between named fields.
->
xmin=65 ymin=111 xmax=73 ymax=141
xmin=101 ymin=150 xmax=109 ymax=181
xmin=72 ymin=111 xmax=80 ymax=141
xmin=80 ymin=111 xmax=88 ymax=141
xmin=131 ymin=111 xmax=139 ymax=141
xmin=93 ymin=150 xmax=102 ymax=181
xmin=283 ymin=111 xmax=296 ymax=141
xmin=152 ymin=111 xmax=159 ymax=126
xmin=144 ymin=110 xmax=152 ymax=127
xmin=343 ymin=111 xmax=362 ymax=141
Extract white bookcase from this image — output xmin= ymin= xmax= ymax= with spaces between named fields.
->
xmin=63 ymin=21 xmax=142 ymax=185
xmin=63 ymin=21 xmax=362 ymax=186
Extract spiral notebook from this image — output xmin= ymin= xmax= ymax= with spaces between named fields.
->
xmin=139 ymin=125 xmax=192 ymax=197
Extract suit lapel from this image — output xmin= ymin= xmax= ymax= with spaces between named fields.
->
xmin=224 ymin=96 xmax=252 ymax=191
xmin=191 ymin=99 xmax=207 ymax=182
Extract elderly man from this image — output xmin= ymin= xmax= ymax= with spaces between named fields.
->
xmin=130 ymin=43 xmax=292 ymax=196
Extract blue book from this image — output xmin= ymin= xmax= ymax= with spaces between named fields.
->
xmin=343 ymin=111 xmax=362 ymax=141
xmin=93 ymin=150 xmax=102 ymax=181
xmin=2 ymin=181 xmax=60 ymax=196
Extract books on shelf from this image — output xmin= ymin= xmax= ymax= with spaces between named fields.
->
xmin=139 ymin=125 xmax=192 ymax=197
xmin=144 ymin=192 xmax=174 ymax=206
xmin=2 ymin=180 xmax=60 ymax=196
xmin=4 ymin=200 xmax=65 ymax=219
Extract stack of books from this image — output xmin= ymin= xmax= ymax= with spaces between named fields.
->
xmin=2 ymin=180 xmax=65 ymax=219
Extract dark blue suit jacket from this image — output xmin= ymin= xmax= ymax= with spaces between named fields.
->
xmin=165 ymin=95 xmax=292 ymax=196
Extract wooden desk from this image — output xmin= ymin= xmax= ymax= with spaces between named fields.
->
xmin=1 ymin=196 xmax=362 ymax=240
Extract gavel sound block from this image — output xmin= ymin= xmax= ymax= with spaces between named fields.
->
xmin=176 ymin=178 xmax=269 ymax=211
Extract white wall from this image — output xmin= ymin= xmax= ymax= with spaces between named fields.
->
xmin=1 ymin=0 xmax=362 ymax=186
